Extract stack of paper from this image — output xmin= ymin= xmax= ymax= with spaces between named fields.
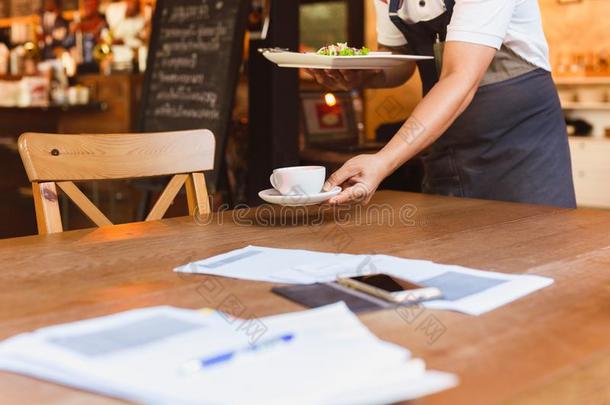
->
xmin=175 ymin=246 xmax=554 ymax=316
xmin=0 ymin=303 xmax=457 ymax=404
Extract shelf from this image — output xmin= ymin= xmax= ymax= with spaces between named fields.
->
xmin=0 ymin=15 xmax=35 ymax=29
xmin=562 ymin=102 xmax=610 ymax=111
xmin=0 ymin=101 xmax=107 ymax=112
xmin=0 ymin=0 xmax=155 ymax=29
xmin=0 ymin=11 xmax=76 ymax=29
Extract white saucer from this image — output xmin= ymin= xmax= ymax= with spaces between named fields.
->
xmin=258 ymin=187 xmax=342 ymax=206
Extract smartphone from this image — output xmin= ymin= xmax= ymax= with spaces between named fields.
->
xmin=337 ymin=274 xmax=443 ymax=304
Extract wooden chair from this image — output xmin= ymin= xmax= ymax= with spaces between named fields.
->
xmin=18 ymin=130 xmax=215 ymax=235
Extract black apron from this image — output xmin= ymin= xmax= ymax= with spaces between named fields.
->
xmin=389 ymin=0 xmax=577 ymax=208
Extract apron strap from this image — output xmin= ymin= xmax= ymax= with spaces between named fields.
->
xmin=389 ymin=0 xmax=409 ymax=35
xmin=389 ymin=0 xmax=536 ymax=91
xmin=390 ymin=0 xmax=455 ymax=15
xmin=388 ymin=0 xmax=448 ymax=94
xmin=389 ymin=0 xmax=403 ymax=15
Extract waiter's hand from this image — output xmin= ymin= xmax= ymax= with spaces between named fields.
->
xmin=323 ymin=154 xmax=390 ymax=205
xmin=306 ymin=69 xmax=380 ymax=91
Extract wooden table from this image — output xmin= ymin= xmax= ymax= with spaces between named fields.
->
xmin=1 ymin=191 xmax=609 ymax=404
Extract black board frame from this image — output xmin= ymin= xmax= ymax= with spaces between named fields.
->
xmin=246 ymin=0 xmax=300 ymax=205
xmin=139 ymin=0 xmax=249 ymax=193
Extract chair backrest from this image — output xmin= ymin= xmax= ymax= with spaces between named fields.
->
xmin=18 ymin=130 xmax=215 ymax=234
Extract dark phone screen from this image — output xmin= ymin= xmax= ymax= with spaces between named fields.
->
xmin=351 ymin=274 xmax=423 ymax=293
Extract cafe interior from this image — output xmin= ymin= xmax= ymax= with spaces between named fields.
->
xmin=0 ymin=0 xmax=609 ymax=404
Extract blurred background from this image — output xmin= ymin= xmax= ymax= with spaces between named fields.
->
xmin=0 ymin=0 xmax=609 ymax=238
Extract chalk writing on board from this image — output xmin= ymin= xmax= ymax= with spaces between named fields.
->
xmin=167 ymin=5 xmax=211 ymax=23
xmin=140 ymin=0 xmax=248 ymax=189
xmin=155 ymin=89 xmax=218 ymax=108
xmin=153 ymin=104 xmax=221 ymax=120
xmin=153 ymin=72 xmax=205 ymax=85
xmin=160 ymin=55 xmax=199 ymax=70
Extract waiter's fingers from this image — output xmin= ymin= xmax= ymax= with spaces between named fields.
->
xmin=328 ymin=183 xmax=371 ymax=205
xmin=339 ymin=69 xmax=380 ymax=88
xmin=325 ymin=69 xmax=342 ymax=80
xmin=307 ymin=69 xmax=362 ymax=91
xmin=324 ymin=164 xmax=361 ymax=191
xmin=324 ymin=69 xmax=349 ymax=90
xmin=327 ymin=188 xmax=353 ymax=205
xmin=337 ymin=70 xmax=358 ymax=89
xmin=308 ymin=69 xmax=326 ymax=85
xmin=308 ymin=69 xmax=341 ymax=90
xmin=339 ymin=70 xmax=359 ymax=86
xmin=308 ymin=69 xmax=329 ymax=86
xmin=304 ymin=68 xmax=315 ymax=79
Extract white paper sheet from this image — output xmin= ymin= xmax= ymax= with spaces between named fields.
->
xmin=175 ymin=246 xmax=554 ymax=316
xmin=0 ymin=304 xmax=457 ymax=405
xmin=177 ymin=246 xmax=354 ymax=284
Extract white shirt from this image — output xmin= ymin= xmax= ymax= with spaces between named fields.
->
xmin=374 ymin=0 xmax=551 ymax=71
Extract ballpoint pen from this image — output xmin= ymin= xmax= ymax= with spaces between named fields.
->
xmin=179 ymin=333 xmax=295 ymax=374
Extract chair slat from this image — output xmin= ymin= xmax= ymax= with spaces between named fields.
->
xmin=145 ymin=174 xmax=189 ymax=222
xmin=19 ymin=130 xmax=216 ymax=234
xmin=57 ymin=182 xmax=113 ymax=228
xmin=32 ymin=182 xmax=63 ymax=234
xmin=186 ymin=172 xmax=211 ymax=216
xmin=19 ymin=130 xmax=215 ymax=182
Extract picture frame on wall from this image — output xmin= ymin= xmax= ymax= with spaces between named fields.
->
xmin=301 ymin=91 xmax=358 ymax=147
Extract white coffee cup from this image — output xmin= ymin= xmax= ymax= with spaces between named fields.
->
xmin=270 ymin=166 xmax=326 ymax=196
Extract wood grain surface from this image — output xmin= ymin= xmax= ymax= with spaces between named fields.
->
xmin=0 ymin=191 xmax=609 ymax=405
xmin=18 ymin=130 xmax=214 ymax=234
xmin=18 ymin=130 xmax=216 ymax=182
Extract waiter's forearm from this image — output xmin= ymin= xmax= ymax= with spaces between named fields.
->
xmin=376 ymin=73 xmax=477 ymax=172
xmin=376 ymin=42 xmax=496 ymax=174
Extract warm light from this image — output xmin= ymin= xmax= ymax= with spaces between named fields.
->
xmin=324 ymin=93 xmax=337 ymax=107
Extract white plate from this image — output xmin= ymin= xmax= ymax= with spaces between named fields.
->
xmin=258 ymin=187 xmax=342 ymax=206
xmin=263 ymin=51 xmax=432 ymax=70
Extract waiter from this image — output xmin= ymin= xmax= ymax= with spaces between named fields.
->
xmin=311 ymin=0 xmax=576 ymax=208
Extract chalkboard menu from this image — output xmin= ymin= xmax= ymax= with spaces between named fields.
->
xmin=140 ymin=0 xmax=249 ymax=191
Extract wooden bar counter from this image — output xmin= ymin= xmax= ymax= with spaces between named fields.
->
xmin=0 ymin=191 xmax=609 ymax=404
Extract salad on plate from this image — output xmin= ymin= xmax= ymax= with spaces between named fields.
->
xmin=316 ymin=42 xmax=371 ymax=57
